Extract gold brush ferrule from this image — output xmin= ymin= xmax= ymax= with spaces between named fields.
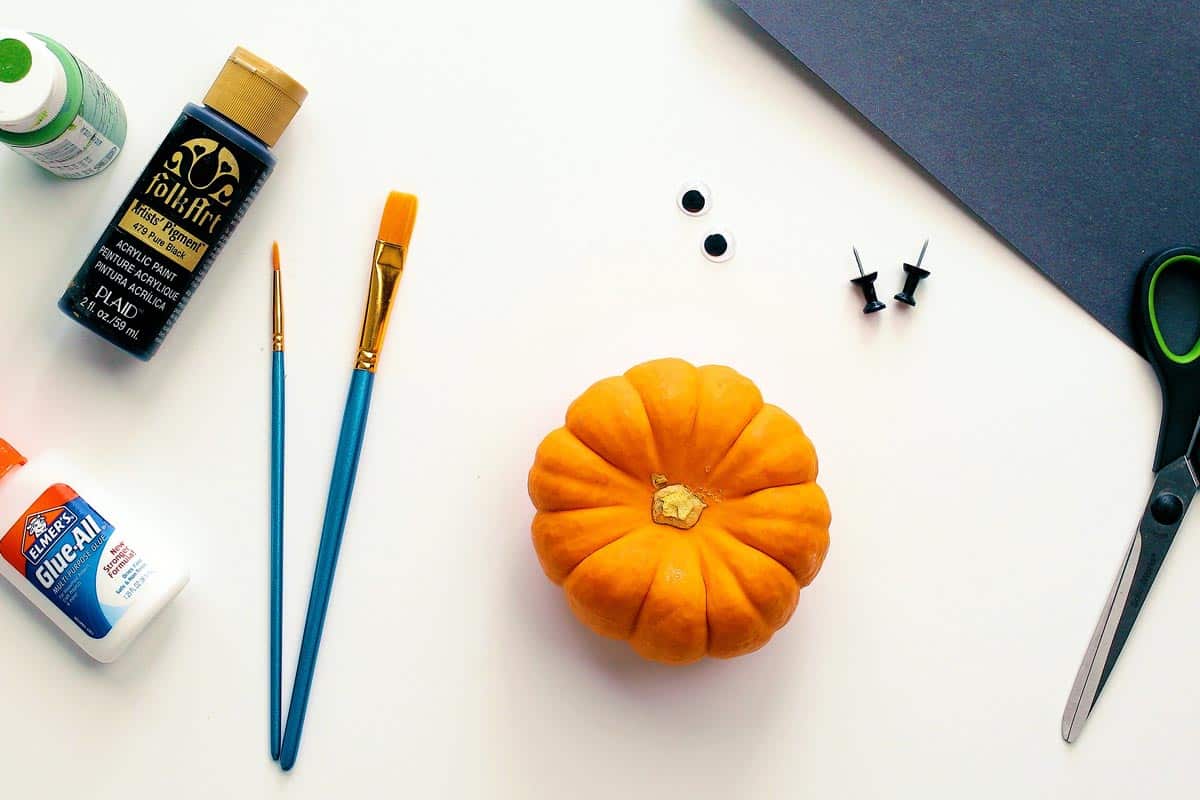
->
xmin=355 ymin=240 xmax=407 ymax=372
xmin=272 ymin=269 xmax=285 ymax=351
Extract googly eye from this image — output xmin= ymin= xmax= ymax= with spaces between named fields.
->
xmin=677 ymin=182 xmax=711 ymax=216
xmin=702 ymin=229 xmax=735 ymax=262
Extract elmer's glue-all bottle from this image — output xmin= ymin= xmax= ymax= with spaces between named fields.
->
xmin=58 ymin=47 xmax=307 ymax=360
xmin=0 ymin=439 xmax=188 ymax=662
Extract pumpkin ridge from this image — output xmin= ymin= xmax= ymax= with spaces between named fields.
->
xmin=696 ymin=533 xmax=767 ymax=631
xmin=530 ymin=470 xmax=644 ymax=512
xmin=707 ymin=482 xmax=833 ymax=527
xmin=557 ymin=519 xmax=648 ymax=585
xmin=712 ymin=479 xmax=816 ymax=503
xmin=703 ymin=405 xmax=772 ymax=486
xmin=626 ymin=360 xmax=702 ymax=477
xmin=692 ymin=365 xmax=764 ymax=474
xmin=562 ymin=424 xmax=657 ymax=487
xmin=535 ymin=459 xmax=641 ymax=488
xmin=562 ymin=525 xmax=666 ymax=637
xmin=539 ymin=503 xmax=638 ymax=515
xmin=693 ymin=539 xmax=714 ymax=655
xmin=617 ymin=374 xmax=664 ymax=478
xmin=627 ymin=549 xmax=665 ymax=639
xmin=528 ymin=427 xmax=648 ymax=511
xmin=705 ymin=405 xmax=820 ymax=497
xmin=708 ymin=526 xmax=799 ymax=630
xmin=566 ymin=376 xmax=662 ymax=482
xmin=532 ymin=505 xmax=649 ymax=583
xmin=685 ymin=369 xmax=701 ymax=440
xmin=702 ymin=525 xmax=799 ymax=602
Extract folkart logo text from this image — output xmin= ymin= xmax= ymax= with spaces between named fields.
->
xmin=22 ymin=507 xmax=79 ymax=565
xmin=143 ymin=137 xmax=242 ymax=235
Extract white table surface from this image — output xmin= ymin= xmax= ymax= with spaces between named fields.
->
xmin=1 ymin=1 xmax=1195 ymax=797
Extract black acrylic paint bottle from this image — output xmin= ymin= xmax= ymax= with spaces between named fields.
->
xmin=59 ymin=47 xmax=306 ymax=360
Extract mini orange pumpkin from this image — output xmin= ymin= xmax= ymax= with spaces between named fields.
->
xmin=528 ymin=358 xmax=830 ymax=664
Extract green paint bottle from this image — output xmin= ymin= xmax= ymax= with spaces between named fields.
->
xmin=0 ymin=30 xmax=125 ymax=179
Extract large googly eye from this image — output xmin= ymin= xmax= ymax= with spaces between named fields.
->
xmin=702 ymin=229 xmax=735 ymax=262
xmin=677 ymin=182 xmax=711 ymax=216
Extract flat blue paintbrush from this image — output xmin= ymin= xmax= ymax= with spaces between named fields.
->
xmin=279 ymin=192 xmax=418 ymax=771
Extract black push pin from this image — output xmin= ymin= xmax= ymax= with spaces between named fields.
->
xmin=894 ymin=239 xmax=931 ymax=307
xmin=849 ymin=246 xmax=886 ymax=314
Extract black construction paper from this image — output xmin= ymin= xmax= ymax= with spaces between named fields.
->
xmin=731 ymin=1 xmax=1200 ymax=351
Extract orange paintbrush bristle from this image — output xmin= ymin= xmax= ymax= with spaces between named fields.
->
xmin=272 ymin=241 xmax=281 ymax=271
xmin=377 ymin=191 xmax=419 ymax=249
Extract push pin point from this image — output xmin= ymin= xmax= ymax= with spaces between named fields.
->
xmin=849 ymin=246 xmax=886 ymax=314
xmin=895 ymin=239 xmax=931 ymax=307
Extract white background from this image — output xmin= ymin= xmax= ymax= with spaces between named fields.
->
xmin=0 ymin=1 xmax=1194 ymax=797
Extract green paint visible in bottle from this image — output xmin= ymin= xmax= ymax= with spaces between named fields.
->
xmin=0 ymin=30 xmax=126 ymax=179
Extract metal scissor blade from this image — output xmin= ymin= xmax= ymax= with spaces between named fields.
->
xmin=1062 ymin=530 xmax=1143 ymax=742
xmin=1061 ymin=457 xmax=1197 ymax=743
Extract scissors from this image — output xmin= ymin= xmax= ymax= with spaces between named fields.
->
xmin=1063 ymin=246 xmax=1200 ymax=742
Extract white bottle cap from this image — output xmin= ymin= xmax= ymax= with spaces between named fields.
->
xmin=0 ymin=31 xmax=68 ymax=134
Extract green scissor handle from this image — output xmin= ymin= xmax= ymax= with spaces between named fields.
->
xmin=1138 ymin=246 xmax=1200 ymax=471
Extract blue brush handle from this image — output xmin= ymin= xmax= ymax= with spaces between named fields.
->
xmin=279 ymin=368 xmax=375 ymax=771
xmin=270 ymin=350 xmax=285 ymax=761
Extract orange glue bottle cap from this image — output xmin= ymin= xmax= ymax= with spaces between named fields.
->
xmin=0 ymin=439 xmax=27 ymax=481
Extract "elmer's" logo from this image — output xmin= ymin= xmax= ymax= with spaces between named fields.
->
xmin=22 ymin=506 xmax=79 ymax=566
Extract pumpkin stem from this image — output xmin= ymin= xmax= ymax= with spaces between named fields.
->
xmin=650 ymin=474 xmax=706 ymax=530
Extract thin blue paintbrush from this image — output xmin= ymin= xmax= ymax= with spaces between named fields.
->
xmin=279 ymin=192 xmax=418 ymax=772
xmin=270 ymin=241 xmax=286 ymax=761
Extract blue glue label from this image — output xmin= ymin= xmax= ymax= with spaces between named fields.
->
xmin=1 ymin=484 xmax=153 ymax=639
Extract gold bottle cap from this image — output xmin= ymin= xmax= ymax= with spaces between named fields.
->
xmin=203 ymin=47 xmax=306 ymax=147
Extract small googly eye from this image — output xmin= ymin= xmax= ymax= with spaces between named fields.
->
xmin=702 ymin=229 xmax=735 ymax=262
xmin=677 ymin=182 xmax=711 ymax=216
